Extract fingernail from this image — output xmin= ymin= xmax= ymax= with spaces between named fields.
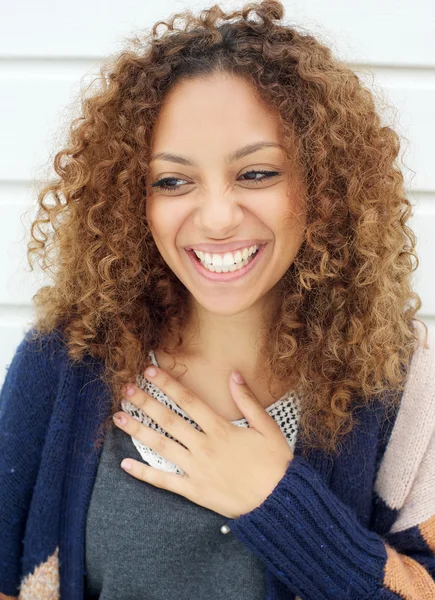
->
xmin=232 ymin=371 xmax=245 ymax=384
xmin=122 ymin=384 xmax=135 ymax=396
xmin=113 ymin=412 xmax=127 ymax=425
xmin=144 ymin=366 xmax=157 ymax=378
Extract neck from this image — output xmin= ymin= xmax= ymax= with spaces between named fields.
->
xmin=178 ymin=288 xmax=281 ymax=381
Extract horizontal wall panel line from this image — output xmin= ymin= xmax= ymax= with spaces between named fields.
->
xmin=0 ymin=59 xmax=434 ymax=83
xmin=0 ymin=56 xmax=434 ymax=70
xmin=0 ymin=304 xmax=34 ymax=320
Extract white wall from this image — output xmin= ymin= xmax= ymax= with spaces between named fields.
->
xmin=1 ymin=0 xmax=434 ymax=383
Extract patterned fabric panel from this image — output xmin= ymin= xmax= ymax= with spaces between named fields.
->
xmin=18 ymin=547 xmax=59 ymax=600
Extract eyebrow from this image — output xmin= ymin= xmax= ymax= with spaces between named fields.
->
xmin=149 ymin=141 xmax=285 ymax=166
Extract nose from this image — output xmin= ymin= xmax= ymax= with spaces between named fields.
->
xmin=192 ymin=190 xmax=244 ymax=236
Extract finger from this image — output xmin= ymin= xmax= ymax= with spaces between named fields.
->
xmin=124 ymin=384 xmax=203 ymax=448
xmin=120 ymin=458 xmax=190 ymax=496
xmin=114 ymin=412 xmax=192 ymax=471
xmin=142 ymin=366 xmax=228 ymax=434
xmin=229 ymin=372 xmax=283 ymax=436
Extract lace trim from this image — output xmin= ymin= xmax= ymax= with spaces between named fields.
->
xmin=121 ymin=350 xmax=301 ymax=476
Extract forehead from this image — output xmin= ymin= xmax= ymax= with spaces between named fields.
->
xmin=150 ymin=72 xmax=282 ymax=152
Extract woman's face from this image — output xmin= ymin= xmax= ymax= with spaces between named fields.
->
xmin=146 ymin=71 xmax=306 ymax=316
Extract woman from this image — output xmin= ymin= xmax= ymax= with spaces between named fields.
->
xmin=1 ymin=0 xmax=434 ymax=598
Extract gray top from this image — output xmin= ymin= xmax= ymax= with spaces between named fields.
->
xmin=84 ymin=351 xmax=300 ymax=599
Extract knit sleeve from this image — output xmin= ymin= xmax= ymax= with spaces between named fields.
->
xmin=228 ymin=322 xmax=435 ymax=599
xmin=0 ymin=330 xmax=60 ymax=597
xmin=228 ymin=448 xmax=435 ymax=600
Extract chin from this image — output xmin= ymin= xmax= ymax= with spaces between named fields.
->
xmin=191 ymin=291 xmax=265 ymax=316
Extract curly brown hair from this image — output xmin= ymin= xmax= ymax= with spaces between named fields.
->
xmin=24 ymin=0 xmax=426 ymax=456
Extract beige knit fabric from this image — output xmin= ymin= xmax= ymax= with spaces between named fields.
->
xmin=374 ymin=320 xmax=435 ymax=533
xmin=17 ymin=547 xmax=59 ymax=599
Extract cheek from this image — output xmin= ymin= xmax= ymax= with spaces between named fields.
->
xmin=262 ymin=193 xmax=306 ymax=236
xmin=147 ymin=201 xmax=175 ymax=237
xmin=146 ymin=201 xmax=189 ymax=261
xmin=271 ymin=197 xmax=307 ymax=260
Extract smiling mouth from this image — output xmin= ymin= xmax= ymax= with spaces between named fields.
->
xmin=191 ymin=245 xmax=262 ymax=269
xmin=185 ymin=242 xmax=268 ymax=281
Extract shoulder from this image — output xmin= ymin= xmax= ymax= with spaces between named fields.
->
xmin=374 ymin=319 xmax=435 ymax=511
xmin=0 ymin=329 xmax=70 ymax=599
xmin=407 ymin=318 xmax=434 ymax=390
xmin=2 ymin=326 xmax=77 ymax=398
xmin=394 ymin=319 xmax=435 ymax=443
xmin=390 ymin=319 xmax=435 ymax=451
xmin=0 ymin=327 xmax=72 ymax=432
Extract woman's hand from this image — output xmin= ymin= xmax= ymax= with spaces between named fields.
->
xmin=113 ymin=366 xmax=294 ymax=519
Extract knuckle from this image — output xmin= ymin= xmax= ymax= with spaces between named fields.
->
xmin=161 ymin=375 xmax=172 ymax=389
xmin=139 ymin=464 xmax=147 ymax=479
xmin=161 ymin=410 xmax=176 ymax=430
xmin=131 ymin=419 xmax=143 ymax=437
xmin=194 ymin=430 xmax=207 ymax=449
xmin=137 ymin=393 xmax=149 ymax=411
xmin=180 ymin=388 xmax=196 ymax=405
xmin=212 ymin=419 xmax=229 ymax=441
xmin=149 ymin=468 xmax=164 ymax=487
xmin=155 ymin=432 xmax=167 ymax=453
xmin=199 ymin=437 xmax=215 ymax=459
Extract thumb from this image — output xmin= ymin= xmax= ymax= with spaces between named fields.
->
xmin=229 ymin=370 xmax=276 ymax=434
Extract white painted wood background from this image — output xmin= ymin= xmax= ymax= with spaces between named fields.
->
xmin=1 ymin=0 xmax=434 ymax=384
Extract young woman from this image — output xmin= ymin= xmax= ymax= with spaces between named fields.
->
xmin=1 ymin=1 xmax=434 ymax=598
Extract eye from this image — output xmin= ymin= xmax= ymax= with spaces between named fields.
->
xmin=150 ymin=170 xmax=281 ymax=194
xmin=239 ymin=170 xmax=281 ymax=185
xmin=150 ymin=176 xmax=189 ymax=193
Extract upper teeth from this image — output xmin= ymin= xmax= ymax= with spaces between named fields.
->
xmin=193 ymin=244 xmax=260 ymax=266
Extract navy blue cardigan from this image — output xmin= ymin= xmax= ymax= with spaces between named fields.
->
xmin=1 ymin=326 xmax=435 ymax=599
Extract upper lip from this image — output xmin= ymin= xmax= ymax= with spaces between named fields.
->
xmin=186 ymin=240 xmax=267 ymax=253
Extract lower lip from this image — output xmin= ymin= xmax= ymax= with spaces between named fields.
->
xmin=185 ymin=243 xmax=267 ymax=282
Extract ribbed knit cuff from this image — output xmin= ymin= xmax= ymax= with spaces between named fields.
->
xmin=228 ymin=455 xmax=387 ymax=599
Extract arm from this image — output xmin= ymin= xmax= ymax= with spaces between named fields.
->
xmin=229 ymin=319 xmax=435 ymax=599
xmin=0 ymin=331 xmax=58 ymax=598
xmin=228 ymin=448 xmax=435 ymax=600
